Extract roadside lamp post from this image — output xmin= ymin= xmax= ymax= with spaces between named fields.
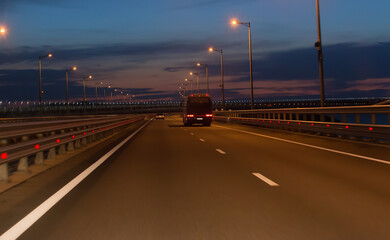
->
xmin=82 ymin=75 xmax=92 ymax=111
xmin=185 ymin=78 xmax=193 ymax=94
xmin=38 ymin=53 xmax=53 ymax=113
xmin=315 ymin=0 xmax=325 ymax=107
xmin=209 ymin=47 xmax=225 ymax=109
xmin=190 ymin=72 xmax=200 ymax=94
xmin=197 ymin=62 xmax=209 ymax=95
xmin=65 ymin=66 xmax=77 ymax=112
xmin=231 ymin=19 xmax=254 ymax=109
xmin=95 ymin=81 xmax=103 ymax=108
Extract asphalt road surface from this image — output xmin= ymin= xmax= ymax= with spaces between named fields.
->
xmin=1 ymin=115 xmax=390 ymax=240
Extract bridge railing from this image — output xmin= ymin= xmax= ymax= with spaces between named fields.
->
xmin=213 ymin=105 xmax=390 ymax=143
xmin=0 ymin=115 xmax=150 ymax=182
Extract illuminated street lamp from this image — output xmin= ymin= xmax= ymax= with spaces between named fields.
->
xmin=38 ymin=53 xmax=53 ymax=113
xmin=315 ymin=0 xmax=325 ymax=107
xmin=209 ymin=47 xmax=225 ymax=109
xmin=185 ymin=78 xmax=193 ymax=95
xmin=197 ymin=62 xmax=209 ymax=95
xmin=0 ymin=27 xmax=7 ymax=36
xmin=82 ymin=75 xmax=92 ymax=110
xmin=65 ymin=66 xmax=77 ymax=111
xmin=190 ymin=72 xmax=200 ymax=94
xmin=231 ymin=18 xmax=254 ymax=109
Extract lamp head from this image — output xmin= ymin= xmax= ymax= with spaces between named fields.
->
xmin=48 ymin=53 xmax=53 ymax=58
xmin=72 ymin=66 xmax=77 ymax=71
xmin=231 ymin=19 xmax=238 ymax=25
xmin=209 ymin=48 xmax=214 ymax=52
xmin=88 ymin=75 xmax=92 ymax=79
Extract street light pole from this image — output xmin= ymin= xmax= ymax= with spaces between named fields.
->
xmin=209 ymin=48 xmax=225 ymax=109
xmin=82 ymin=75 xmax=92 ymax=112
xmin=197 ymin=63 xmax=209 ymax=95
xmin=231 ymin=20 xmax=254 ymax=109
xmin=38 ymin=53 xmax=53 ymax=113
xmin=315 ymin=0 xmax=325 ymax=107
xmin=65 ymin=66 xmax=77 ymax=112
xmin=190 ymin=72 xmax=200 ymax=94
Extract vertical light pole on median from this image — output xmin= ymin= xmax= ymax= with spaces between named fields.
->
xmin=315 ymin=0 xmax=325 ymax=107
xmin=38 ymin=53 xmax=53 ymax=113
xmin=65 ymin=66 xmax=77 ymax=112
xmin=190 ymin=72 xmax=200 ymax=94
xmin=182 ymin=83 xmax=187 ymax=96
xmin=185 ymin=79 xmax=193 ymax=95
xmin=209 ymin=47 xmax=225 ymax=109
xmin=231 ymin=19 xmax=254 ymax=109
xmin=197 ymin=63 xmax=209 ymax=95
xmin=82 ymin=75 xmax=92 ymax=112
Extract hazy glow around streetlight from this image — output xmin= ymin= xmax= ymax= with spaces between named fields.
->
xmin=190 ymin=72 xmax=193 ymax=75
xmin=88 ymin=75 xmax=92 ymax=79
xmin=209 ymin=48 xmax=214 ymax=52
xmin=231 ymin=19 xmax=238 ymax=25
xmin=48 ymin=53 xmax=53 ymax=58
xmin=0 ymin=27 xmax=6 ymax=34
xmin=72 ymin=66 xmax=77 ymax=71
xmin=197 ymin=63 xmax=201 ymax=66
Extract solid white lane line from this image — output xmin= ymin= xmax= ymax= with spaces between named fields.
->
xmin=0 ymin=120 xmax=152 ymax=240
xmin=190 ymin=133 xmax=194 ymax=135
xmin=214 ymin=124 xmax=390 ymax=165
xmin=199 ymin=139 xmax=205 ymax=142
xmin=216 ymin=149 xmax=226 ymax=154
xmin=252 ymin=173 xmax=279 ymax=187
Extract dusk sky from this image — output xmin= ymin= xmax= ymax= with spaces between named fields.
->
xmin=1 ymin=0 xmax=390 ymax=101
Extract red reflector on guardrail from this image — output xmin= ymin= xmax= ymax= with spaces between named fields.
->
xmin=83 ymin=132 xmax=86 ymax=135
xmin=1 ymin=153 xmax=7 ymax=159
xmin=298 ymin=123 xmax=301 ymax=125
xmin=99 ymin=128 xmax=101 ymax=131
xmin=345 ymin=126 xmax=349 ymax=129
xmin=72 ymin=135 xmax=75 ymax=138
xmin=92 ymin=130 xmax=95 ymax=133
xmin=311 ymin=123 xmax=314 ymax=126
xmin=35 ymin=144 xmax=40 ymax=149
xmin=56 ymin=139 xmax=61 ymax=143
xmin=369 ymin=127 xmax=373 ymax=131
xmin=327 ymin=125 xmax=330 ymax=127
xmin=287 ymin=122 xmax=290 ymax=124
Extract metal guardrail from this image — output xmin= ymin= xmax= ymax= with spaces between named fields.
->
xmin=0 ymin=115 xmax=150 ymax=181
xmin=213 ymin=106 xmax=390 ymax=143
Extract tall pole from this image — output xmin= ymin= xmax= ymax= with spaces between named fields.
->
xmin=197 ymin=75 xmax=200 ymax=94
xmin=206 ymin=65 xmax=209 ymax=95
xmin=95 ymin=84 xmax=98 ymax=107
xmin=248 ymin=22 xmax=254 ymax=109
xmin=83 ymin=77 xmax=86 ymax=112
xmin=66 ymin=70 xmax=69 ymax=112
xmin=221 ymin=50 xmax=225 ymax=109
xmin=190 ymin=80 xmax=193 ymax=94
xmin=39 ymin=57 xmax=42 ymax=113
xmin=316 ymin=0 xmax=325 ymax=107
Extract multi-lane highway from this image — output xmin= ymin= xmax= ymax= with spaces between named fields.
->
xmin=1 ymin=115 xmax=390 ymax=239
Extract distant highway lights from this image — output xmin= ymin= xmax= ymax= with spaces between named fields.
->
xmin=38 ymin=53 xmax=53 ymax=113
xmin=209 ymin=47 xmax=225 ymax=109
xmin=185 ymin=78 xmax=193 ymax=94
xmin=231 ymin=19 xmax=254 ymax=109
xmin=65 ymin=66 xmax=77 ymax=112
xmin=82 ymin=75 xmax=92 ymax=111
xmin=197 ymin=63 xmax=209 ymax=95
xmin=189 ymin=72 xmax=200 ymax=94
xmin=315 ymin=0 xmax=325 ymax=107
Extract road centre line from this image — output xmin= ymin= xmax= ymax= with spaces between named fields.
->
xmin=216 ymin=149 xmax=226 ymax=154
xmin=252 ymin=173 xmax=279 ymax=187
xmin=200 ymin=139 xmax=205 ymax=142
xmin=0 ymin=120 xmax=152 ymax=240
xmin=214 ymin=124 xmax=390 ymax=165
